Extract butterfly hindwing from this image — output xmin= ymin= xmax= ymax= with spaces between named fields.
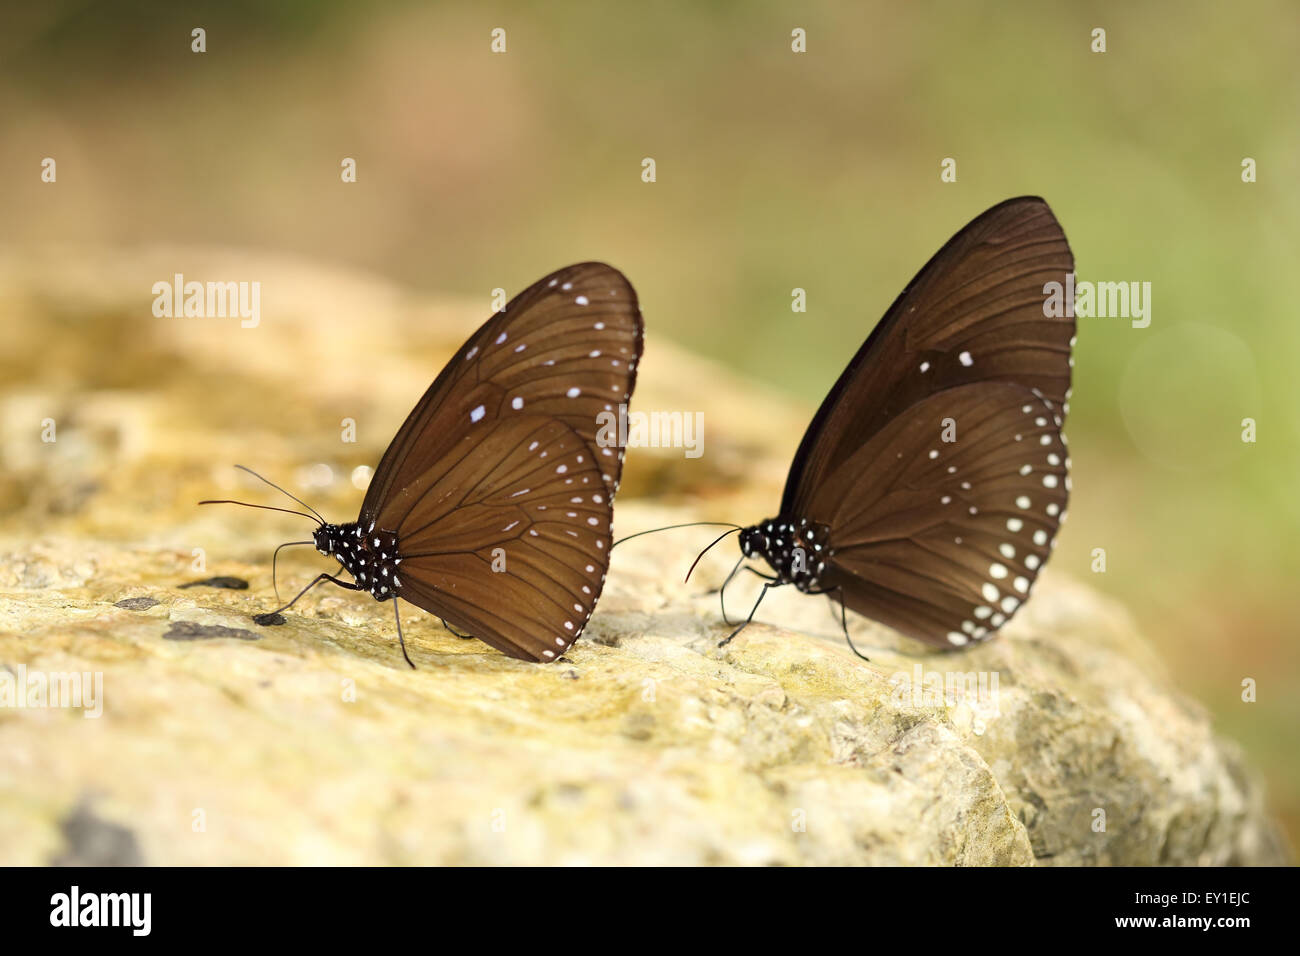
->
xmin=811 ymin=382 xmax=1069 ymax=646
xmin=393 ymin=417 xmax=610 ymax=661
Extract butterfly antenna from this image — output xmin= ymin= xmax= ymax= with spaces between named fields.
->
xmin=233 ymin=464 xmax=327 ymax=523
xmin=197 ymin=500 xmax=320 ymax=521
xmin=684 ymin=528 xmax=742 ymax=584
xmin=612 ymin=521 xmax=741 ymax=549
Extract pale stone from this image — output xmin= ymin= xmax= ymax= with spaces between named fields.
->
xmin=0 ymin=247 xmax=1288 ymax=865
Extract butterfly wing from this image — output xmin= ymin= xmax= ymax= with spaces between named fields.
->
xmin=812 ymin=382 xmax=1069 ymax=647
xmin=391 ymin=416 xmax=612 ymax=661
xmin=359 ymin=263 xmax=642 ymax=660
xmin=362 ymin=261 xmax=642 ymax=521
xmin=783 ymin=197 xmax=1074 ymax=518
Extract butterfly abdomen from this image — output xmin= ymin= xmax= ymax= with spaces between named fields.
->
xmin=740 ymin=517 xmax=833 ymax=592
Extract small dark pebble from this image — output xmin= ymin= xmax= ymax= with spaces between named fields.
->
xmin=178 ymin=576 xmax=249 ymax=590
xmin=253 ymin=612 xmax=286 ymax=626
xmin=52 ymin=802 xmax=143 ymax=867
xmin=163 ymin=621 xmax=261 ymax=642
xmin=114 ymin=597 xmax=159 ymax=610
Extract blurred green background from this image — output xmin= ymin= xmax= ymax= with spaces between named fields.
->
xmin=2 ymin=1 xmax=1296 ymax=850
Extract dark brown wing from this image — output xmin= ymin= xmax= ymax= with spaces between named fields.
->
xmin=813 ymin=383 xmax=1069 ymax=647
xmin=362 ymin=261 xmax=642 ymax=525
xmin=783 ymin=197 xmax=1074 ymax=518
xmin=391 ymin=416 xmax=611 ymax=661
xmin=358 ymin=262 xmax=642 ymax=661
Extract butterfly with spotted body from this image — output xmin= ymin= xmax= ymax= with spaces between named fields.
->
xmin=203 ymin=263 xmax=643 ymax=667
xmin=715 ymin=197 xmax=1075 ymax=652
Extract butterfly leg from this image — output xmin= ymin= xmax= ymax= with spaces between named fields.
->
xmin=712 ymin=556 xmax=744 ymax=623
xmin=393 ymin=597 xmax=416 ymax=669
xmin=254 ymin=571 xmax=358 ymax=624
xmin=713 ymin=559 xmax=777 ymax=625
xmin=830 ymin=589 xmax=871 ymax=661
xmin=440 ymin=618 xmax=473 ymax=640
xmin=270 ymin=539 xmax=314 ymax=603
xmin=706 ymin=556 xmax=742 ymax=595
xmin=719 ymin=581 xmax=778 ymax=648
xmin=709 ymin=560 xmax=776 ymax=594
xmin=724 ymin=566 xmax=781 ymax=623
xmin=805 ymin=586 xmax=870 ymax=662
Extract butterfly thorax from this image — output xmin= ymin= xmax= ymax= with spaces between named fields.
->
xmin=313 ymin=521 xmax=403 ymax=602
xmin=740 ymin=517 xmax=832 ymax=592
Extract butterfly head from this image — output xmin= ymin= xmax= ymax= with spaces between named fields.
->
xmin=739 ymin=525 xmax=768 ymax=558
xmin=313 ymin=522 xmax=344 ymax=556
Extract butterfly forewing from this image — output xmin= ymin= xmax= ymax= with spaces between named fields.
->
xmin=813 ymin=382 xmax=1069 ymax=646
xmin=783 ymin=197 xmax=1074 ymax=519
xmin=362 ymin=261 xmax=642 ymax=527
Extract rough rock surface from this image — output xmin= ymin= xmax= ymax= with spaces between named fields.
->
xmin=0 ymin=247 xmax=1289 ymax=865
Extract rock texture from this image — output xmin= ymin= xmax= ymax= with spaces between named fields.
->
xmin=0 ymin=246 xmax=1289 ymax=865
